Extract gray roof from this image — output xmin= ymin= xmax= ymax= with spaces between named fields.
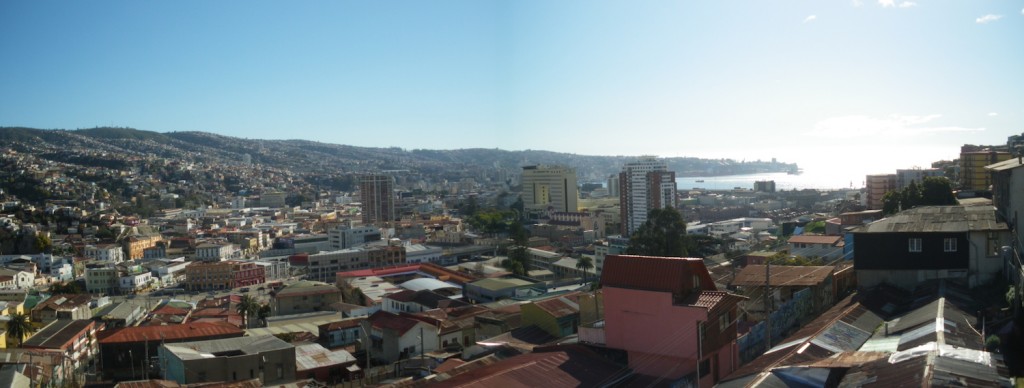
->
xmin=162 ymin=334 xmax=293 ymax=361
xmin=22 ymin=319 xmax=93 ymax=349
xmin=294 ymin=343 xmax=356 ymax=371
xmin=986 ymin=157 xmax=1024 ymax=172
xmin=860 ymin=206 xmax=1006 ymax=233
xmin=93 ymin=302 xmax=142 ymax=320
xmin=400 ymin=278 xmax=459 ymax=292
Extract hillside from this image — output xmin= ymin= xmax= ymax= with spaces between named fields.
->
xmin=0 ymin=126 xmax=796 ymax=180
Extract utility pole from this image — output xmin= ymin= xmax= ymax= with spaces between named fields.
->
xmin=765 ymin=262 xmax=772 ymax=350
xmin=420 ymin=327 xmax=426 ymax=375
xmin=144 ymin=333 xmax=150 ymax=379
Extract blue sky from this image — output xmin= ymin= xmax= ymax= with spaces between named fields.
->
xmin=1 ymin=1 xmax=1022 ymax=170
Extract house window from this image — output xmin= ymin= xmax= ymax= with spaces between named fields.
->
xmin=719 ymin=313 xmax=730 ymax=332
xmin=943 ymin=238 xmax=957 ymax=252
xmin=699 ymin=358 xmax=711 ymax=378
xmin=908 ymin=238 xmax=922 ymax=252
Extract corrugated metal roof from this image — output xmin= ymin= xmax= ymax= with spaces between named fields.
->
xmin=22 ymin=319 xmax=93 ymax=349
xmin=787 ymin=235 xmax=841 ymax=245
xmin=731 ymin=265 xmax=834 ymax=287
xmin=429 ymin=344 xmax=628 ymax=387
xmin=532 ymin=296 xmax=579 ymax=319
xmin=294 ymin=343 xmax=356 ymax=371
xmin=162 ymin=334 xmax=292 ymax=361
xmin=809 ymin=320 xmax=872 ymax=353
xmin=861 ymin=205 xmax=1006 ymax=233
xmin=97 ymin=321 xmax=243 ymax=344
xmin=986 ymin=157 xmax=1024 ymax=172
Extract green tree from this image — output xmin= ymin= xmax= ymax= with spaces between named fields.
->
xmin=6 ymin=312 xmax=35 ymax=347
xmin=920 ymin=176 xmax=957 ymax=206
xmin=33 ymin=234 xmax=52 ymax=253
xmin=903 ymin=181 xmax=922 ymax=209
xmin=576 ymin=256 xmax=594 ymax=284
xmin=627 ymin=207 xmax=688 ymax=257
xmin=236 ymin=295 xmax=259 ymax=329
xmin=48 ymin=282 xmax=83 ymax=294
xmin=882 ymin=176 xmax=958 ymax=215
xmin=882 ymin=191 xmax=902 ymax=215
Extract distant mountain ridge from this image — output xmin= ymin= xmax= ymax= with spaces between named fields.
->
xmin=0 ymin=126 xmax=797 ymax=180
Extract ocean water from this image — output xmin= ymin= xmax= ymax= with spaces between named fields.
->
xmin=676 ymin=171 xmax=860 ymax=191
xmin=675 ymin=147 xmax=958 ymax=191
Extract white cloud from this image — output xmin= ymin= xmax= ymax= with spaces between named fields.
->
xmin=976 ymin=14 xmax=1003 ymax=24
xmin=852 ymin=0 xmax=864 ymax=7
xmin=898 ymin=2 xmax=917 ymax=8
xmin=989 ymin=112 xmax=999 ymax=117
xmin=1021 ymin=8 xmax=1023 ymax=16
xmin=803 ymin=15 xmax=817 ymax=23
xmin=807 ymin=114 xmax=984 ymax=139
xmin=878 ymin=0 xmax=895 ymax=7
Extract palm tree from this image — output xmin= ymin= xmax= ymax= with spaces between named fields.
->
xmin=257 ymin=304 xmax=272 ymax=327
xmin=6 ymin=313 xmax=35 ymax=347
xmin=576 ymin=256 xmax=594 ymax=284
xmin=236 ymin=295 xmax=259 ymax=329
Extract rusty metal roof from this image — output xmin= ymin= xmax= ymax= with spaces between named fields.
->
xmin=731 ymin=265 xmax=834 ymax=287
xmin=430 ymin=344 xmax=629 ymax=387
xmin=532 ymin=296 xmax=579 ymax=319
xmin=787 ymin=235 xmax=841 ymax=245
xmin=97 ymin=321 xmax=243 ymax=344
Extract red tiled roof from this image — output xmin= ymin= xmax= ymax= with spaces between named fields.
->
xmin=601 ymin=255 xmax=716 ymax=294
xmin=97 ymin=321 xmax=243 ymax=344
xmin=682 ymin=291 xmax=746 ymax=315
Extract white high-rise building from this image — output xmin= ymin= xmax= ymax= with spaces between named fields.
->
xmin=619 ymin=157 xmax=677 ymax=235
xmin=521 ymin=165 xmax=579 ymax=214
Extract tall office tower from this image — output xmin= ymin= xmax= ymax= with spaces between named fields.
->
xmin=607 ymin=174 xmax=620 ymax=198
xmin=359 ymin=175 xmax=395 ymax=225
xmin=619 ymin=157 xmax=677 ymax=236
xmin=865 ymin=174 xmax=897 ymax=210
xmin=521 ymin=165 xmax=579 ymax=214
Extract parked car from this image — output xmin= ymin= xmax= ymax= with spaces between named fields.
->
xmin=239 ymin=287 xmax=250 ymax=293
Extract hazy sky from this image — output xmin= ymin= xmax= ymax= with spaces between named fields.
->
xmin=2 ymin=1 xmax=1022 ymax=168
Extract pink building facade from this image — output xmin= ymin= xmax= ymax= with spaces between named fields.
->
xmin=602 ymin=255 xmax=744 ymax=387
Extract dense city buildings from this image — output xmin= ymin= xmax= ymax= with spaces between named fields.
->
xmin=520 ymin=165 xmax=579 ymax=215
xmin=0 ymin=125 xmax=1021 ymax=386
xmin=619 ymin=156 xmax=677 ymax=235
xmin=359 ymin=174 xmax=395 ymax=225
